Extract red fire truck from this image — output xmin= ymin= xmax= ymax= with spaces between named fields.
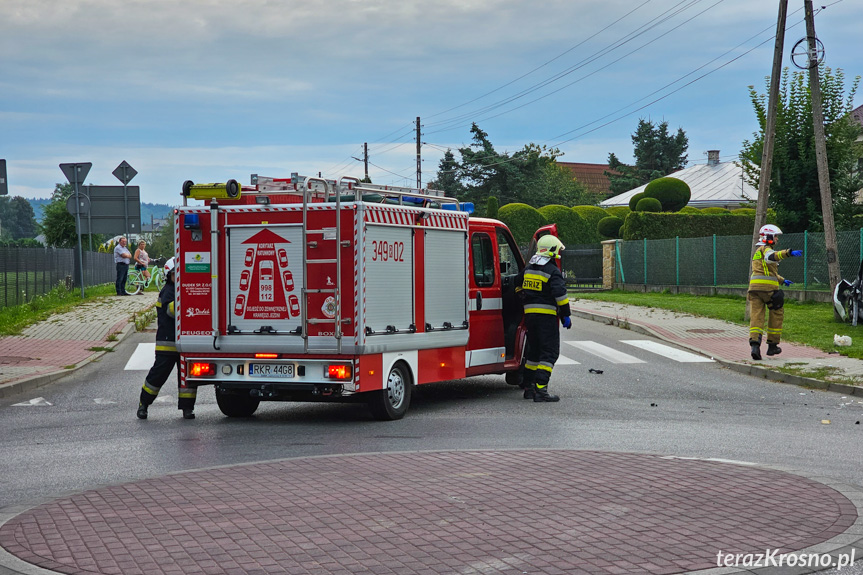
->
xmin=175 ymin=175 xmax=541 ymax=420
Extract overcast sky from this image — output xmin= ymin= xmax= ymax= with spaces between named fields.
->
xmin=1 ymin=0 xmax=860 ymax=205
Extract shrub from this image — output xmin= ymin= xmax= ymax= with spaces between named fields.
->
xmin=537 ymin=205 xmax=590 ymax=245
xmin=497 ymin=203 xmax=547 ymax=244
xmin=643 ymin=177 xmax=691 ymax=212
xmin=622 ymin=212 xmax=759 ymax=240
xmin=597 ymin=216 xmax=624 ymax=239
xmin=731 ymin=208 xmax=755 ymax=216
xmin=629 ymin=192 xmax=647 ymax=211
xmin=635 ymin=197 xmax=662 ymax=212
xmin=487 ymin=196 xmax=499 ymax=219
xmin=571 ymin=206 xmax=608 ymax=243
xmin=606 ymin=206 xmax=631 ymax=219
xmin=700 ymin=207 xmax=730 ymax=214
xmin=679 ymin=206 xmax=701 ymax=214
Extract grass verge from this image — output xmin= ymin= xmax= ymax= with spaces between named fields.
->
xmin=0 ymin=283 xmax=117 ymax=336
xmin=573 ymin=290 xmax=863 ymax=360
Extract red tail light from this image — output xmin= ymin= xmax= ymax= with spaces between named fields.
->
xmin=255 ymin=353 xmax=278 ymax=359
xmin=189 ymin=362 xmax=216 ymax=377
xmin=327 ymin=364 xmax=352 ymax=380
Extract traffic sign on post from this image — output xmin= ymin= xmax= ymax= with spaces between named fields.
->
xmin=59 ymin=163 xmax=92 ymax=185
xmin=0 ymin=159 xmax=7 ymax=195
xmin=112 ymin=161 xmax=137 ymax=184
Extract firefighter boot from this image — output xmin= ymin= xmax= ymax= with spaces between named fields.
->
xmin=533 ymin=384 xmax=560 ymax=403
xmin=136 ymin=402 xmax=148 ymax=420
xmin=182 ymin=409 xmax=195 ymax=420
xmin=766 ymin=343 xmax=782 ymax=356
xmin=750 ymin=341 xmax=762 ymax=361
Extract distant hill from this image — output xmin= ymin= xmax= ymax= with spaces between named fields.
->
xmin=27 ymin=198 xmax=172 ymax=225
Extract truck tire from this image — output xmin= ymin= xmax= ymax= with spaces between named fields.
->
xmin=368 ymin=361 xmax=412 ymax=421
xmin=215 ymin=388 xmax=260 ymax=417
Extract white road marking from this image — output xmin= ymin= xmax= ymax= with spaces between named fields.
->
xmin=124 ymin=343 xmax=155 ymax=370
xmin=153 ymin=395 xmax=174 ymax=403
xmin=563 ymin=341 xmax=645 ymax=364
xmin=93 ymin=398 xmax=117 ymax=405
xmin=554 ymin=355 xmax=580 ymax=365
xmin=13 ymin=397 xmax=52 ymax=406
xmin=621 ymin=340 xmax=715 ymax=363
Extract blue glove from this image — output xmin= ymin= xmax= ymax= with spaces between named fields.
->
xmin=790 ymin=250 xmax=802 ymax=257
xmin=562 ymin=316 xmax=572 ymax=329
xmin=783 ymin=279 xmax=794 ymax=286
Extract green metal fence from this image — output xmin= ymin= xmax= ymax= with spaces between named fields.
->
xmin=616 ymin=230 xmax=863 ymax=290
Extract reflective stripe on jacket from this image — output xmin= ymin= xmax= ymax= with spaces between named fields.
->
xmin=518 ymin=257 xmax=571 ymax=318
xmin=749 ymin=245 xmax=791 ymax=292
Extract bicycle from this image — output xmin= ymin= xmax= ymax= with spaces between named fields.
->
xmin=125 ymin=258 xmax=166 ymax=295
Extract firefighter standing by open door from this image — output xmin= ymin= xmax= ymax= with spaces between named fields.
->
xmin=748 ymin=225 xmax=802 ymax=360
xmin=136 ymin=257 xmax=197 ymax=420
xmin=517 ymin=235 xmax=571 ymax=402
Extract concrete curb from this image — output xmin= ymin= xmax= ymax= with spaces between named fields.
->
xmin=0 ymin=315 xmax=145 ymax=400
xmin=570 ymin=309 xmax=863 ymax=398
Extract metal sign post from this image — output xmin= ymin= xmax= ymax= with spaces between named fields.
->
xmin=0 ymin=159 xmax=8 ymax=196
xmin=112 ymin=161 xmax=137 ymax=239
xmin=59 ymin=163 xmax=92 ymax=298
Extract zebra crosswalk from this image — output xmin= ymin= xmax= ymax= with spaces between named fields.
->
xmin=122 ymin=339 xmax=714 ymax=372
xmin=558 ymin=339 xmax=714 ymax=365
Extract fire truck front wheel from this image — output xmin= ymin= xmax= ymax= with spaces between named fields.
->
xmin=368 ymin=361 xmax=412 ymax=421
xmin=215 ymin=388 xmax=261 ymax=417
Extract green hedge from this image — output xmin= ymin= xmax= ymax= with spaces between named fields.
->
xmin=498 ymin=203 xmax=547 ymax=244
xmin=572 ymin=206 xmax=607 ymax=243
xmin=635 ymin=197 xmax=662 ymax=212
xmin=538 ymin=205 xmax=591 ymax=245
xmin=621 ymin=213 xmax=765 ymax=240
xmin=597 ymin=216 xmax=624 ymax=239
xmin=643 ymin=177 xmax=691 ymax=212
xmin=606 ymin=206 xmax=631 ymax=219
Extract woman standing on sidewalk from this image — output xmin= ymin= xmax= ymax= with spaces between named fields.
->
xmin=133 ymin=240 xmax=151 ymax=282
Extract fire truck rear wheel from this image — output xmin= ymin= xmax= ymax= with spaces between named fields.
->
xmin=215 ymin=388 xmax=260 ymax=417
xmin=369 ymin=361 xmax=412 ymax=421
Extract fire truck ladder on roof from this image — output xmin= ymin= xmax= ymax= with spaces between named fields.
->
xmin=301 ymin=176 xmax=351 ymax=354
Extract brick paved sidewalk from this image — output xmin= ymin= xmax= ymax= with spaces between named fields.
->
xmin=570 ymin=299 xmax=863 ymax=397
xmin=0 ymin=293 xmax=157 ymax=397
xmin=1 ymin=450 xmax=861 ymax=575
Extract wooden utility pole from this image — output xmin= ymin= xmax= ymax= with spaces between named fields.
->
xmin=416 ymin=116 xmax=422 ymax=188
xmin=804 ymin=0 xmax=842 ymax=316
xmin=747 ymin=0 xmax=788 ymax=321
xmin=752 ymin=0 xmax=788 ymax=246
xmin=363 ymin=142 xmax=369 ymax=182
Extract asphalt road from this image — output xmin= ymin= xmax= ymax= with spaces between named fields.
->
xmin=2 ymin=316 xmax=863 ymax=573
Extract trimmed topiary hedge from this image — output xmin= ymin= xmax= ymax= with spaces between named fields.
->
xmin=606 ymin=206 xmax=631 ymax=219
xmin=629 ymin=192 xmax=647 ymax=211
xmin=597 ymin=216 xmax=624 ymax=239
xmin=643 ymin=177 xmax=691 ymax=212
xmin=621 ymin=212 xmax=767 ymax=240
xmin=572 ymin=206 xmax=608 ymax=243
xmin=678 ymin=206 xmax=701 ymax=214
xmin=635 ymin=197 xmax=662 ymax=212
xmin=700 ymin=207 xmax=730 ymax=214
xmin=538 ymin=205 xmax=591 ymax=245
xmin=498 ymin=203 xmax=547 ymax=244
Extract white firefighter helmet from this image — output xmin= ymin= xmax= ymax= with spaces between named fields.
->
xmin=536 ymin=235 xmax=565 ymax=259
xmin=758 ymin=224 xmax=782 ymax=246
xmin=164 ymin=257 xmax=176 ymax=277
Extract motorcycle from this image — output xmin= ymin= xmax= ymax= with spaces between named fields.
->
xmin=833 ymin=258 xmax=863 ymax=325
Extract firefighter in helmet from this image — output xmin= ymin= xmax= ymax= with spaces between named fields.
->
xmin=517 ymin=234 xmax=571 ymax=402
xmin=136 ymin=257 xmax=197 ymax=420
xmin=748 ymin=224 xmax=802 ymax=360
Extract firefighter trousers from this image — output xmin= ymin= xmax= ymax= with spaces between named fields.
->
xmin=748 ymin=290 xmax=784 ymax=345
xmin=139 ymin=351 xmax=197 ymax=411
xmin=523 ymin=314 xmax=561 ymax=392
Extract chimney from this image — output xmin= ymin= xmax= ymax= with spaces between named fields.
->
xmin=707 ymin=150 xmax=720 ymax=166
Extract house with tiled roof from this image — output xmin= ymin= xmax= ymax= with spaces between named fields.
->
xmin=851 ymin=104 xmax=863 ymax=202
xmin=557 ymin=162 xmax=618 ymax=198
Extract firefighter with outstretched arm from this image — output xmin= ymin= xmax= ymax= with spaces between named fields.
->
xmin=517 ymin=235 xmax=572 ymax=402
xmin=136 ymin=257 xmax=197 ymax=419
xmin=748 ymin=224 xmax=802 ymax=360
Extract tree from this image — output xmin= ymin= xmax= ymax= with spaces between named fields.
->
xmin=40 ymin=183 xmax=103 ymax=248
xmin=605 ymin=119 xmax=689 ymax=196
xmin=434 ymin=124 xmax=594 ymax=211
xmin=739 ymin=66 xmax=862 ymax=232
xmin=147 ymin=211 xmax=175 ymax=261
xmin=0 ymin=196 xmax=38 ymax=240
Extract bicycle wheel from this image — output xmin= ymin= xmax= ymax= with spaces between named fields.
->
xmin=154 ymin=270 xmax=165 ymax=291
xmin=125 ymin=271 xmax=143 ymax=295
